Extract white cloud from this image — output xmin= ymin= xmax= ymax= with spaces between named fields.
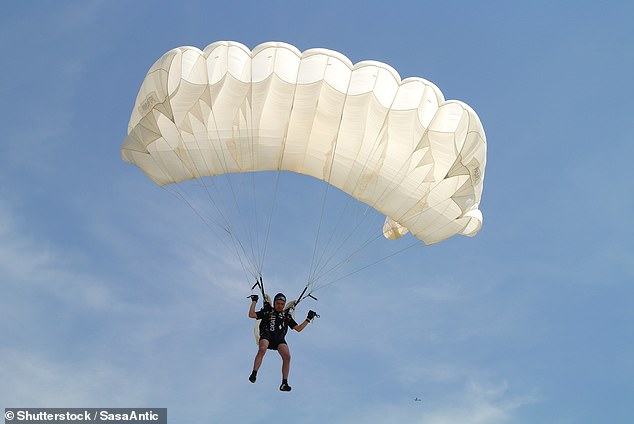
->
xmin=0 ymin=196 xmax=253 ymax=409
xmin=418 ymin=379 xmax=539 ymax=424
xmin=315 ymin=378 xmax=537 ymax=424
xmin=0 ymin=200 xmax=113 ymax=311
xmin=0 ymin=348 xmax=150 ymax=407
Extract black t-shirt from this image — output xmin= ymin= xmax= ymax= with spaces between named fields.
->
xmin=255 ymin=309 xmax=298 ymax=342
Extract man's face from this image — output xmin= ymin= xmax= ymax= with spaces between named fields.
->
xmin=274 ymin=299 xmax=285 ymax=312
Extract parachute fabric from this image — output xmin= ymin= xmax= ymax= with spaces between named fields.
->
xmin=122 ymin=41 xmax=487 ymax=246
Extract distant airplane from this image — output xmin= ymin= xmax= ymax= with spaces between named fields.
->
xmin=414 ymin=397 xmax=422 ymax=402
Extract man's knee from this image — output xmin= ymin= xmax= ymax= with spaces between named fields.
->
xmin=278 ymin=345 xmax=291 ymax=361
xmin=258 ymin=339 xmax=269 ymax=354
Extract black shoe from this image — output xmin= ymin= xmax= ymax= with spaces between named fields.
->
xmin=280 ymin=382 xmax=291 ymax=392
xmin=249 ymin=371 xmax=257 ymax=383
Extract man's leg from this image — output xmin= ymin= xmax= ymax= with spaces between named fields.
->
xmin=277 ymin=343 xmax=292 ymax=391
xmin=250 ymin=339 xmax=269 ymax=383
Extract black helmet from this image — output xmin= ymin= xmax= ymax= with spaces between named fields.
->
xmin=274 ymin=293 xmax=286 ymax=302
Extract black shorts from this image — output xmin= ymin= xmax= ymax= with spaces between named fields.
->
xmin=260 ymin=334 xmax=287 ymax=350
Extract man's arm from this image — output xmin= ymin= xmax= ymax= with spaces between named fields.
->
xmin=248 ymin=295 xmax=258 ymax=319
xmin=293 ymin=310 xmax=318 ymax=332
xmin=294 ymin=319 xmax=309 ymax=332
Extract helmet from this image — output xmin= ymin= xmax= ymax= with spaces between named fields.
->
xmin=274 ymin=293 xmax=286 ymax=302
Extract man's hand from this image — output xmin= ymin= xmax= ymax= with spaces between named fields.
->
xmin=307 ymin=310 xmax=319 ymax=322
xmin=263 ymin=301 xmax=272 ymax=313
xmin=248 ymin=294 xmax=259 ymax=302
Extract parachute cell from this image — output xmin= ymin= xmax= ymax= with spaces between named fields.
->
xmin=383 ymin=217 xmax=409 ymax=240
xmin=122 ymin=41 xmax=487 ymax=245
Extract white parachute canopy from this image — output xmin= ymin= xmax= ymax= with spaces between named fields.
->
xmin=122 ymin=41 xmax=486 ymax=245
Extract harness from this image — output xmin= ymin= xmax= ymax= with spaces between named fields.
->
xmin=250 ymin=276 xmax=319 ymax=345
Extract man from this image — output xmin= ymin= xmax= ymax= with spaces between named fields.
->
xmin=248 ymin=292 xmax=317 ymax=391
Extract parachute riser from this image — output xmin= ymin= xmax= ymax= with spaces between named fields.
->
xmin=251 ymin=275 xmax=266 ymax=299
xmin=292 ymin=285 xmax=320 ymax=322
xmin=293 ymin=285 xmax=319 ymax=309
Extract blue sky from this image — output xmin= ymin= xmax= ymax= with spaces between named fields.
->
xmin=1 ymin=1 xmax=633 ymax=423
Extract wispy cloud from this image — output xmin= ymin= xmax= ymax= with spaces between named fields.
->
xmin=0 ymin=348 xmax=150 ymax=407
xmin=0 ymin=199 xmax=111 ymax=311
xmin=419 ymin=379 xmax=538 ymax=424
xmin=0 ymin=193 xmax=251 ymax=409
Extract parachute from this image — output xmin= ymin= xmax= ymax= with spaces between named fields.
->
xmin=121 ymin=41 xmax=487 ymax=294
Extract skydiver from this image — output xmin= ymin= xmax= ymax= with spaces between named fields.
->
xmin=247 ymin=292 xmax=317 ymax=391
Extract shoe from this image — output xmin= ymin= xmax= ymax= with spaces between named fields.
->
xmin=249 ymin=371 xmax=257 ymax=383
xmin=280 ymin=382 xmax=291 ymax=392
